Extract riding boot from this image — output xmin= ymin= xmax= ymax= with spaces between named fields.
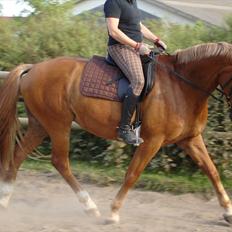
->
xmin=118 ymin=88 xmax=143 ymax=145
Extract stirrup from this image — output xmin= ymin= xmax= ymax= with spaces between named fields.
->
xmin=133 ymin=122 xmax=143 ymax=146
xmin=117 ymin=126 xmax=143 ymax=146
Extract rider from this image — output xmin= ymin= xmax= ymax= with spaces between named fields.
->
xmin=104 ymin=0 xmax=167 ymax=145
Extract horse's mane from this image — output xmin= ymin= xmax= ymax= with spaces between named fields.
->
xmin=174 ymin=42 xmax=232 ymax=64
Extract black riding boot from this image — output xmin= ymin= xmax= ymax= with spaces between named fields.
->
xmin=118 ymin=88 xmax=143 ymax=145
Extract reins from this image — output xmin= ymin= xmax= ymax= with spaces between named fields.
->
xmin=150 ymin=51 xmax=224 ymax=103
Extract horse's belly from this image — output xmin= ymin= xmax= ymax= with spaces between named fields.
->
xmin=73 ymin=96 xmax=121 ymax=140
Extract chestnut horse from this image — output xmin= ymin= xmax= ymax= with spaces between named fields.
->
xmin=1 ymin=42 xmax=232 ymax=224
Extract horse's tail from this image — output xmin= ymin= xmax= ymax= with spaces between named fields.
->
xmin=0 ymin=64 xmax=33 ymax=172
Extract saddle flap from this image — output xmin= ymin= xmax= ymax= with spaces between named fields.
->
xmin=140 ymin=56 xmax=155 ymax=99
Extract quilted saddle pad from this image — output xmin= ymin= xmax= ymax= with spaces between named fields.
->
xmin=80 ymin=55 xmax=123 ymax=102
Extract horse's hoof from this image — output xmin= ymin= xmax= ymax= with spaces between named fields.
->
xmin=0 ymin=194 xmax=12 ymax=209
xmin=0 ymin=196 xmax=10 ymax=208
xmin=0 ymin=202 xmax=7 ymax=210
xmin=104 ymin=213 xmax=120 ymax=225
xmin=0 ymin=182 xmax=14 ymax=209
xmin=223 ymin=213 xmax=232 ymax=224
xmin=104 ymin=218 xmax=119 ymax=225
xmin=85 ymin=208 xmax=101 ymax=218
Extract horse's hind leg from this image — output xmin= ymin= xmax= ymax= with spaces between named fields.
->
xmin=48 ymin=125 xmax=100 ymax=217
xmin=177 ymin=135 xmax=232 ymax=224
xmin=0 ymin=113 xmax=48 ymax=208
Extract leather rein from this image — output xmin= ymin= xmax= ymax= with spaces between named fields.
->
xmin=150 ymin=51 xmax=232 ymax=106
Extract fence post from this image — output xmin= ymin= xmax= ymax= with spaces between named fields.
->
xmin=0 ymin=71 xmax=9 ymax=80
xmin=19 ymin=117 xmax=80 ymax=130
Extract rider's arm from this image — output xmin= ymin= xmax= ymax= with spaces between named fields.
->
xmin=140 ymin=22 xmax=159 ymax=43
xmin=140 ymin=22 xmax=167 ymax=50
xmin=106 ymin=17 xmax=137 ymax=48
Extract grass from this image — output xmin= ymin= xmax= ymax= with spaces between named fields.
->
xmin=21 ymin=159 xmax=232 ymax=195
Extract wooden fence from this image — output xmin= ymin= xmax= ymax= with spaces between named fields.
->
xmin=0 ymin=71 xmax=9 ymax=79
xmin=19 ymin=117 xmax=80 ymax=130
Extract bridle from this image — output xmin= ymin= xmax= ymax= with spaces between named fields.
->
xmin=149 ymin=51 xmax=232 ymax=111
xmin=219 ymin=76 xmax=232 ymax=108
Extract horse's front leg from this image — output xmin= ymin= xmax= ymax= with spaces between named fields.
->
xmin=107 ymin=136 xmax=164 ymax=224
xmin=178 ymin=134 xmax=232 ymax=224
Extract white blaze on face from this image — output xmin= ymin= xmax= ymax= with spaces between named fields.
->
xmin=0 ymin=182 xmax=14 ymax=208
xmin=77 ymin=191 xmax=100 ymax=216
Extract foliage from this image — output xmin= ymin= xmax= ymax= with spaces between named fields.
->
xmin=1 ymin=1 xmax=232 ymax=178
xmin=22 ymin=159 xmax=219 ymax=194
xmin=0 ymin=0 xmax=107 ymax=69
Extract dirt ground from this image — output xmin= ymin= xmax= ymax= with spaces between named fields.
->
xmin=0 ymin=170 xmax=231 ymax=232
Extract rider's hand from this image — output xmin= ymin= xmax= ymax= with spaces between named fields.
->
xmin=135 ymin=43 xmax=151 ymax=56
xmin=154 ymin=38 xmax=167 ymax=51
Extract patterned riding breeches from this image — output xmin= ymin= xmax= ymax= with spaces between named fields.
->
xmin=108 ymin=44 xmax=144 ymax=96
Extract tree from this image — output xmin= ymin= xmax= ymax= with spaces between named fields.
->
xmin=0 ymin=0 xmax=107 ymax=69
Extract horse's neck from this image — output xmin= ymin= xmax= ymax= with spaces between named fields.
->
xmin=154 ymin=56 xmax=219 ymax=109
xmin=174 ymin=58 xmax=226 ymax=94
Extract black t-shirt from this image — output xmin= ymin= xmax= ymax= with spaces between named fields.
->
xmin=104 ymin=0 xmax=142 ymax=46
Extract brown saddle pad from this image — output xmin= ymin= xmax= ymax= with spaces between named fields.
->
xmin=80 ymin=55 xmax=122 ymax=102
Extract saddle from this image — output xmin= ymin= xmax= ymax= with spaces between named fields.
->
xmin=80 ymin=53 xmax=156 ymax=102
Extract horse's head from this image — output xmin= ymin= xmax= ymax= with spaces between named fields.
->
xmin=217 ymin=66 xmax=232 ymax=120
